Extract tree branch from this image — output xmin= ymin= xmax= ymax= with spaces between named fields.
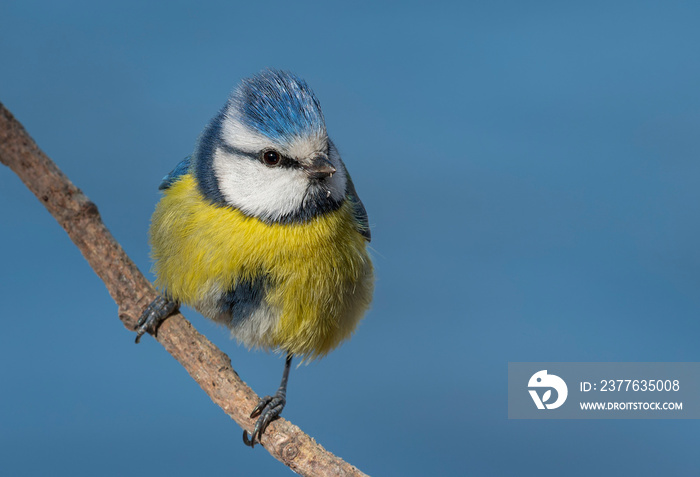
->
xmin=0 ymin=101 xmax=368 ymax=477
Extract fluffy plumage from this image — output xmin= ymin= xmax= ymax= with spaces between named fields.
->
xmin=149 ymin=70 xmax=374 ymax=360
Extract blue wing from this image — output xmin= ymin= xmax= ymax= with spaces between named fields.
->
xmin=158 ymin=156 xmax=192 ymax=190
xmin=346 ymin=174 xmax=371 ymax=242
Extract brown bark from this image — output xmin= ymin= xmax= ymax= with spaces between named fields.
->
xmin=0 ymin=101 xmax=368 ymax=477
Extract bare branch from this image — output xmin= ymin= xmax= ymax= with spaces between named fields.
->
xmin=0 ymin=101 xmax=368 ymax=477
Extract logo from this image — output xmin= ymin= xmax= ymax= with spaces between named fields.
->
xmin=528 ymin=370 xmax=568 ymax=409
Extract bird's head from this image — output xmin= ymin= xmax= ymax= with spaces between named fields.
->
xmin=194 ymin=69 xmax=348 ymax=223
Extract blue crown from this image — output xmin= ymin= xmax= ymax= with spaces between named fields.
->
xmin=229 ymin=69 xmax=326 ymax=142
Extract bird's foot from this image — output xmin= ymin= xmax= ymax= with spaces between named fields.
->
xmin=242 ymin=392 xmax=287 ymax=447
xmin=134 ymin=295 xmax=178 ymax=343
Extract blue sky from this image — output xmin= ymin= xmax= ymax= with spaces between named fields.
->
xmin=2 ymin=1 xmax=700 ymax=475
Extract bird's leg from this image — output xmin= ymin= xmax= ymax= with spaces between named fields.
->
xmin=243 ymin=352 xmax=293 ymax=447
xmin=134 ymin=295 xmax=179 ymax=343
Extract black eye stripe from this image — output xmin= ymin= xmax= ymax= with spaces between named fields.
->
xmin=219 ymin=143 xmax=258 ymax=159
xmin=219 ymin=143 xmax=299 ymax=169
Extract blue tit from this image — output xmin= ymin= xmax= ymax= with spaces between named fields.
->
xmin=135 ymin=69 xmax=374 ymax=447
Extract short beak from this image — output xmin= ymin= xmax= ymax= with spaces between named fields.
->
xmin=304 ymin=156 xmax=336 ymax=179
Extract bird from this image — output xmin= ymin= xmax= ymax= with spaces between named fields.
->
xmin=134 ymin=69 xmax=374 ymax=447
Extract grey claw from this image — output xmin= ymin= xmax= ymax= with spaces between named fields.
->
xmin=135 ymin=295 xmax=178 ymax=343
xmin=242 ymin=393 xmax=286 ymax=448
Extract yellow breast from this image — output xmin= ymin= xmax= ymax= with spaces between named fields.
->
xmin=149 ymin=174 xmax=373 ymax=359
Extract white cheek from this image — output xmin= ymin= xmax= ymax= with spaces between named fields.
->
xmin=215 ymin=111 xmax=348 ymax=218
xmin=212 ymin=148 xmax=308 ymax=220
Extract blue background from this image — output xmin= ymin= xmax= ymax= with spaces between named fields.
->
xmin=2 ymin=2 xmax=699 ymax=475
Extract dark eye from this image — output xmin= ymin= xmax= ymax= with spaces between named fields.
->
xmin=262 ymin=150 xmax=281 ymax=166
